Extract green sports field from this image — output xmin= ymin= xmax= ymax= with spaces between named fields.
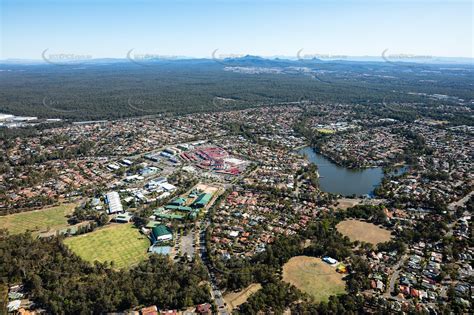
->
xmin=63 ymin=223 xmax=150 ymax=269
xmin=0 ymin=203 xmax=76 ymax=235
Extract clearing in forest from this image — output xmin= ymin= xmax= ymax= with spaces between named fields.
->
xmin=0 ymin=203 xmax=76 ymax=235
xmin=63 ymin=223 xmax=150 ymax=269
xmin=282 ymin=256 xmax=346 ymax=302
xmin=224 ymin=283 xmax=262 ymax=311
xmin=336 ymin=219 xmax=392 ymax=245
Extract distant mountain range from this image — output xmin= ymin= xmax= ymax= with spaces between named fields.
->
xmin=1 ymin=54 xmax=473 ymax=66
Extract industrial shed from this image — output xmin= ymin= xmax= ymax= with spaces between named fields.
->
xmin=152 ymin=225 xmax=173 ymax=243
xmin=192 ymin=193 xmax=212 ymax=208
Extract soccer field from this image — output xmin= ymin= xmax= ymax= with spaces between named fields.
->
xmin=282 ymin=256 xmax=346 ymax=302
xmin=63 ymin=223 xmax=151 ymax=269
xmin=0 ymin=203 xmax=76 ymax=235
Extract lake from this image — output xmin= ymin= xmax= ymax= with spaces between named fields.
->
xmin=298 ymin=146 xmax=384 ymax=197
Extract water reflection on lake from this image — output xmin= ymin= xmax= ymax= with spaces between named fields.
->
xmin=298 ymin=147 xmax=384 ymax=197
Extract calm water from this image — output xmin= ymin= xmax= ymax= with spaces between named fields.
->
xmin=298 ymin=147 xmax=384 ymax=197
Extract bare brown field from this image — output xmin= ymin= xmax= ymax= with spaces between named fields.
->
xmin=282 ymin=256 xmax=346 ymax=302
xmin=224 ymin=283 xmax=262 ymax=311
xmin=336 ymin=219 xmax=392 ymax=245
xmin=333 ymin=198 xmax=363 ymax=210
xmin=195 ymin=183 xmax=220 ymax=194
xmin=332 ymin=198 xmax=386 ymax=210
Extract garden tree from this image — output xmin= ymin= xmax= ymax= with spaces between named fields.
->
xmin=225 ymin=267 xmax=252 ymax=291
xmin=345 ymin=256 xmax=371 ymax=293
xmin=377 ymin=240 xmax=407 ymax=257
xmin=115 ymin=168 xmax=125 ymax=177
xmin=466 ymin=196 xmax=474 ymax=212
xmin=297 ymin=163 xmax=319 ymax=188
xmin=133 ymin=214 xmax=149 ymax=228
xmin=400 ymin=219 xmax=448 ymax=243
xmin=132 ymin=203 xmax=155 ymax=228
xmin=70 ymin=204 xmax=109 ymax=227
xmin=291 ymin=294 xmax=368 ymax=314
xmin=97 ymin=212 xmax=109 ymax=226
xmin=255 ymin=236 xmax=303 ymax=267
xmin=337 ymin=204 xmax=388 ymax=225
xmin=239 ymin=280 xmax=301 ymax=314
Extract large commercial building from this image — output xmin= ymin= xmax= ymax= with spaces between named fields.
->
xmin=192 ymin=193 xmax=212 ymax=208
xmin=152 ymin=225 xmax=173 ymax=243
xmin=106 ymin=191 xmax=123 ymax=214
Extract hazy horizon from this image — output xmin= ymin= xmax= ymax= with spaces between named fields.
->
xmin=1 ymin=0 xmax=472 ymax=60
xmin=2 ymin=52 xmax=473 ymax=61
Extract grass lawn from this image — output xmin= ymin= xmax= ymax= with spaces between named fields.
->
xmin=63 ymin=223 xmax=150 ymax=269
xmin=282 ymin=256 xmax=346 ymax=302
xmin=336 ymin=219 xmax=392 ymax=245
xmin=0 ymin=203 xmax=76 ymax=235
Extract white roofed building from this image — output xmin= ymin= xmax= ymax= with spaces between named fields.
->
xmin=106 ymin=191 xmax=123 ymax=214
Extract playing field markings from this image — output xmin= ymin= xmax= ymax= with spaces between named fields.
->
xmin=63 ymin=223 xmax=150 ymax=269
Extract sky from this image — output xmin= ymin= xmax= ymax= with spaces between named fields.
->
xmin=1 ymin=0 xmax=473 ymax=60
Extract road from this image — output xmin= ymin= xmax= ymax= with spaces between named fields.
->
xmin=386 ymin=254 xmax=408 ymax=297
xmin=198 ymin=221 xmax=229 ymax=314
xmin=448 ymin=191 xmax=473 ymax=211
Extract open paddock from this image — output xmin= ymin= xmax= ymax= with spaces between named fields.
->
xmin=336 ymin=219 xmax=392 ymax=245
xmin=0 ymin=203 xmax=76 ymax=235
xmin=282 ymin=256 xmax=346 ymax=302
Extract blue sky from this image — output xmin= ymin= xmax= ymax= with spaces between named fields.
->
xmin=1 ymin=0 xmax=472 ymax=59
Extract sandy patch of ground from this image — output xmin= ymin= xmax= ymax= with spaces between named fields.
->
xmin=224 ymin=283 xmax=262 ymax=311
xmin=195 ymin=183 xmax=220 ymax=194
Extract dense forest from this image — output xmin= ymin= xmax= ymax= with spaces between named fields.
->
xmin=0 ymin=58 xmax=472 ymax=121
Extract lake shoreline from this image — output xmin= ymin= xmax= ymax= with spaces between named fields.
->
xmin=305 ymin=146 xmax=382 ymax=171
xmin=297 ymin=146 xmax=385 ymax=197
